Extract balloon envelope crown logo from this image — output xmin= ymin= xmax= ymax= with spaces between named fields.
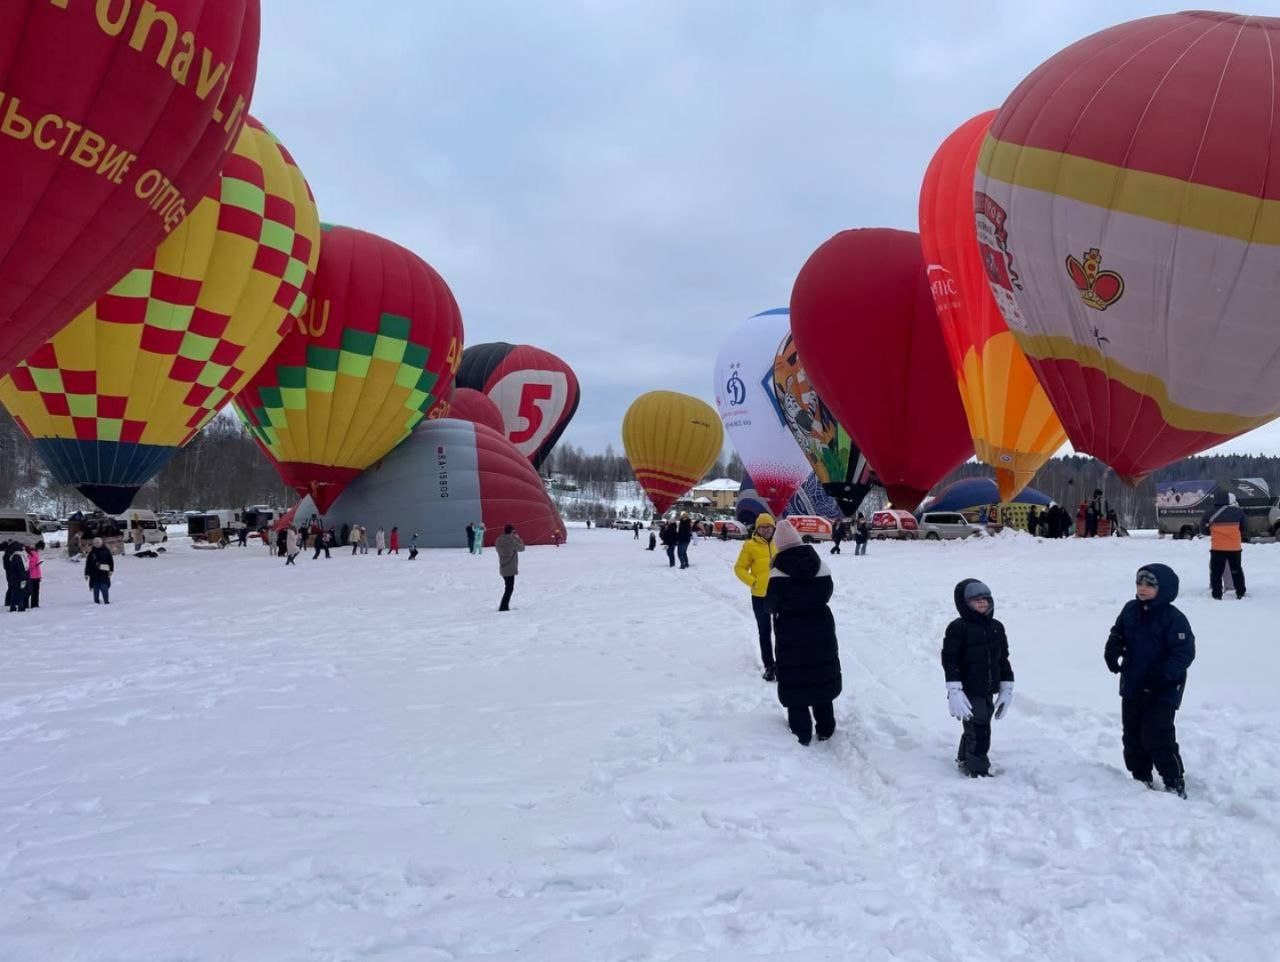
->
xmin=1066 ymin=248 xmax=1123 ymax=311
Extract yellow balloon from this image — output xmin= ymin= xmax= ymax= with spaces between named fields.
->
xmin=0 ymin=118 xmax=321 ymax=513
xmin=622 ymin=390 xmax=724 ymax=514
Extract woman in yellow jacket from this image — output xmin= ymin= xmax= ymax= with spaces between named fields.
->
xmin=735 ymin=514 xmax=778 ymax=680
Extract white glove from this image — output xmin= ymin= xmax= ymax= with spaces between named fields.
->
xmin=994 ymin=681 xmax=1014 ymax=720
xmin=946 ymin=682 xmax=972 ymax=721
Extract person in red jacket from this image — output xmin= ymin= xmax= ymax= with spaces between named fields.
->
xmin=389 ymin=527 xmax=400 ymax=555
xmin=1200 ymin=491 xmax=1247 ymax=600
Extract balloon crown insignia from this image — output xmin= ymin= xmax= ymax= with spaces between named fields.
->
xmin=1065 ymin=248 xmax=1124 ymax=311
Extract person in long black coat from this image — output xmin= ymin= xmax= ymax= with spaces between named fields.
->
xmin=676 ymin=514 xmax=694 ymax=569
xmin=659 ymin=521 xmax=678 ymax=567
xmin=829 ymin=520 xmax=846 ymax=555
xmin=765 ymin=522 xmax=842 ymax=746
xmin=1105 ymin=563 xmax=1195 ymax=797
xmin=4 ymin=540 xmax=30 ymax=612
xmin=942 ymin=579 xmax=1015 ymax=776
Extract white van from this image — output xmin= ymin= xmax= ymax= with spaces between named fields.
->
xmin=112 ymin=510 xmax=168 ymax=549
xmin=0 ymin=510 xmax=43 ymax=548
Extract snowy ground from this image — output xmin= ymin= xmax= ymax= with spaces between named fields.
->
xmin=2 ymin=528 xmax=1278 ymax=960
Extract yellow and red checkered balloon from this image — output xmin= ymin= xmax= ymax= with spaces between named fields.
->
xmin=0 ymin=117 xmax=321 ymax=513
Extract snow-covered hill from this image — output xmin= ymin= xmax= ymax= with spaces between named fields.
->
xmin=1 ymin=531 xmax=1276 ymax=959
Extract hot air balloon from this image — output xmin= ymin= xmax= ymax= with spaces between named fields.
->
xmin=713 ymin=309 xmax=811 ymax=516
xmin=622 ymin=391 xmax=723 ymax=515
xmin=974 ymin=12 xmax=1280 ymax=483
xmin=920 ymin=111 xmax=1067 ymax=502
xmin=789 ymin=228 xmax=973 ymax=510
xmin=234 ymin=226 xmax=464 ymax=513
xmin=444 ymin=387 xmax=505 ymax=435
xmin=293 ymin=419 xmax=566 ymax=548
xmin=0 ymin=2 xmax=261 ymax=377
xmin=0 ymin=118 xmax=321 ymax=513
xmin=771 ymin=332 xmax=876 ymax=515
xmin=454 ymin=342 xmax=579 ymax=470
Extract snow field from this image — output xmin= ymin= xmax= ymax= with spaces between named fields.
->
xmin=1 ymin=529 xmax=1278 ymax=960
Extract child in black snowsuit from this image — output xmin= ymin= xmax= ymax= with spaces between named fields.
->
xmin=1104 ymin=563 xmax=1194 ymax=798
xmin=765 ymin=522 xmax=842 ymax=746
xmin=942 ymin=579 xmax=1014 ymax=776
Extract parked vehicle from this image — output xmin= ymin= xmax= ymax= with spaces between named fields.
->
xmin=712 ymin=519 xmax=748 ymax=539
xmin=1156 ymin=478 xmax=1280 ymax=540
xmin=187 ymin=510 xmax=239 ymax=546
xmin=239 ymin=506 xmax=277 ymax=538
xmin=871 ymin=509 xmax=919 ymax=540
xmin=917 ymin=511 xmax=984 ymax=541
xmin=0 ymin=510 xmax=43 ymax=548
xmin=35 ymin=514 xmax=62 ymax=532
xmin=65 ymin=511 xmax=124 ymax=556
xmin=112 ymin=510 xmax=168 ymax=548
xmin=784 ymin=515 xmax=834 ymax=543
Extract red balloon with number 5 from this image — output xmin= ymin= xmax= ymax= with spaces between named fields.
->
xmin=454 ymin=342 xmax=580 ymax=470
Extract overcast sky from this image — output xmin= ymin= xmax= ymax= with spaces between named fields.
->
xmin=249 ymin=1 xmax=1280 ymax=458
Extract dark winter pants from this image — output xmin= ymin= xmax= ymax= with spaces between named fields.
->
xmin=830 ymin=541 xmax=842 ymax=554
xmin=751 ymin=595 xmax=774 ymax=670
xmin=1121 ymin=695 xmax=1183 ymax=786
xmin=499 ymin=575 xmax=515 ymax=611
xmin=677 ymin=542 xmax=690 ymax=568
xmin=6 ymin=579 xmax=27 ymax=612
xmin=91 ymin=579 xmax=110 ymax=604
xmin=665 ymin=544 xmax=676 ymax=567
xmin=1209 ymin=550 xmax=1245 ymax=599
xmin=854 ymin=540 xmax=867 ymax=556
xmin=28 ymin=579 xmax=39 ymax=609
xmin=314 ymin=545 xmax=330 ymax=559
xmin=285 ymin=553 xmax=297 ymax=565
xmin=957 ymin=692 xmax=994 ymax=775
xmin=787 ymin=702 xmax=835 ymax=745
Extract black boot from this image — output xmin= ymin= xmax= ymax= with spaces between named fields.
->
xmin=1164 ymin=780 xmax=1187 ymax=799
xmin=762 ymin=666 xmax=776 ymax=682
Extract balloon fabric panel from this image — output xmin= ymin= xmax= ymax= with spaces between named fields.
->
xmin=919 ymin=110 xmax=1066 ymax=501
xmin=0 ymin=117 xmax=320 ymax=513
xmin=0 ymin=1 xmax=261 ymax=377
xmin=975 ymin=12 xmax=1280 ymax=482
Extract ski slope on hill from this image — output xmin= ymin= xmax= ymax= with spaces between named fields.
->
xmin=2 ymin=529 xmax=1277 ymax=960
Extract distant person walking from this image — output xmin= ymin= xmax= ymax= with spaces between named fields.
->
xmin=659 ymin=520 xmax=678 ymax=567
xmin=465 ymin=522 xmax=476 ymax=553
xmin=408 ymin=532 xmax=420 ymax=560
xmin=676 ymin=513 xmax=693 ymax=569
xmin=133 ymin=523 xmax=146 ymax=553
xmin=276 ymin=527 xmax=288 ymax=557
xmin=853 ymin=513 xmax=869 ymax=556
xmin=25 ymin=542 xmax=42 ymax=609
xmin=236 ymin=524 xmax=248 ymax=548
xmin=1026 ymin=506 xmax=1039 ymax=536
xmin=472 ymin=522 xmax=486 ymax=555
xmin=830 ymin=520 xmax=846 ymax=555
xmin=349 ymin=524 xmax=362 ymax=556
xmin=285 ymin=526 xmax=299 ymax=565
xmin=647 ymin=529 xmax=657 ymax=551
xmin=374 ymin=527 xmax=385 ymax=555
xmin=633 ymin=523 xmax=640 ymax=540
xmin=313 ymin=530 xmax=332 ymax=560
xmin=495 ymin=524 xmax=526 ymax=611
xmin=734 ymin=514 xmax=777 ymax=681
xmin=389 ymin=527 xmax=400 ymax=555
xmin=84 ymin=537 xmax=114 ymax=604
xmin=1201 ymin=491 xmax=1247 ymax=599
xmin=4 ymin=541 xmax=29 ymax=612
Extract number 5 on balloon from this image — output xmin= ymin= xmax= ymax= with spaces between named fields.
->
xmin=511 ymin=382 xmax=554 ymax=444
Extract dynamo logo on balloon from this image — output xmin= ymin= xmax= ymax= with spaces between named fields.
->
xmin=725 ymin=370 xmax=746 ymax=407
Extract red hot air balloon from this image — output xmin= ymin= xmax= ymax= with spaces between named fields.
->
xmin=455 ymin=342 xmax=580 ymax=470
xmin=975 ymin=12 xmax=1280 ymax=483
xmin=789 ymin=228 xmax=973 ymax=509
xmin=0 ymin=1 xmax=261 ymax=376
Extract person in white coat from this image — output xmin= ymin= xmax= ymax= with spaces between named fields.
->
xmin=285 ymin=526 xmax=299 ymax=565
xmin=375 ymin=527 xmax=386 ymax=555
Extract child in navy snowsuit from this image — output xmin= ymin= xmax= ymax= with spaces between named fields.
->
xmin=1105 ymin=563 xmax=1195 ymax=798
xmin=942 ymin=579 xmax=1014 ymax=776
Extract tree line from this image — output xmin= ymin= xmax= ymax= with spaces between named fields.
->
xmin=2 ymin=402 xmax=1277 ymax=528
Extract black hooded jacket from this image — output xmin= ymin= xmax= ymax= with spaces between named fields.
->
xmin=765 ymin=544 xmax=842 ymax=708
xmin=677 ymin=518 xmax=693 ymax=545
xmin=1104 ymin=562 xmax=1195 ymax=708
xmin=941 ymin=579 xmax=1014 ymax=696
